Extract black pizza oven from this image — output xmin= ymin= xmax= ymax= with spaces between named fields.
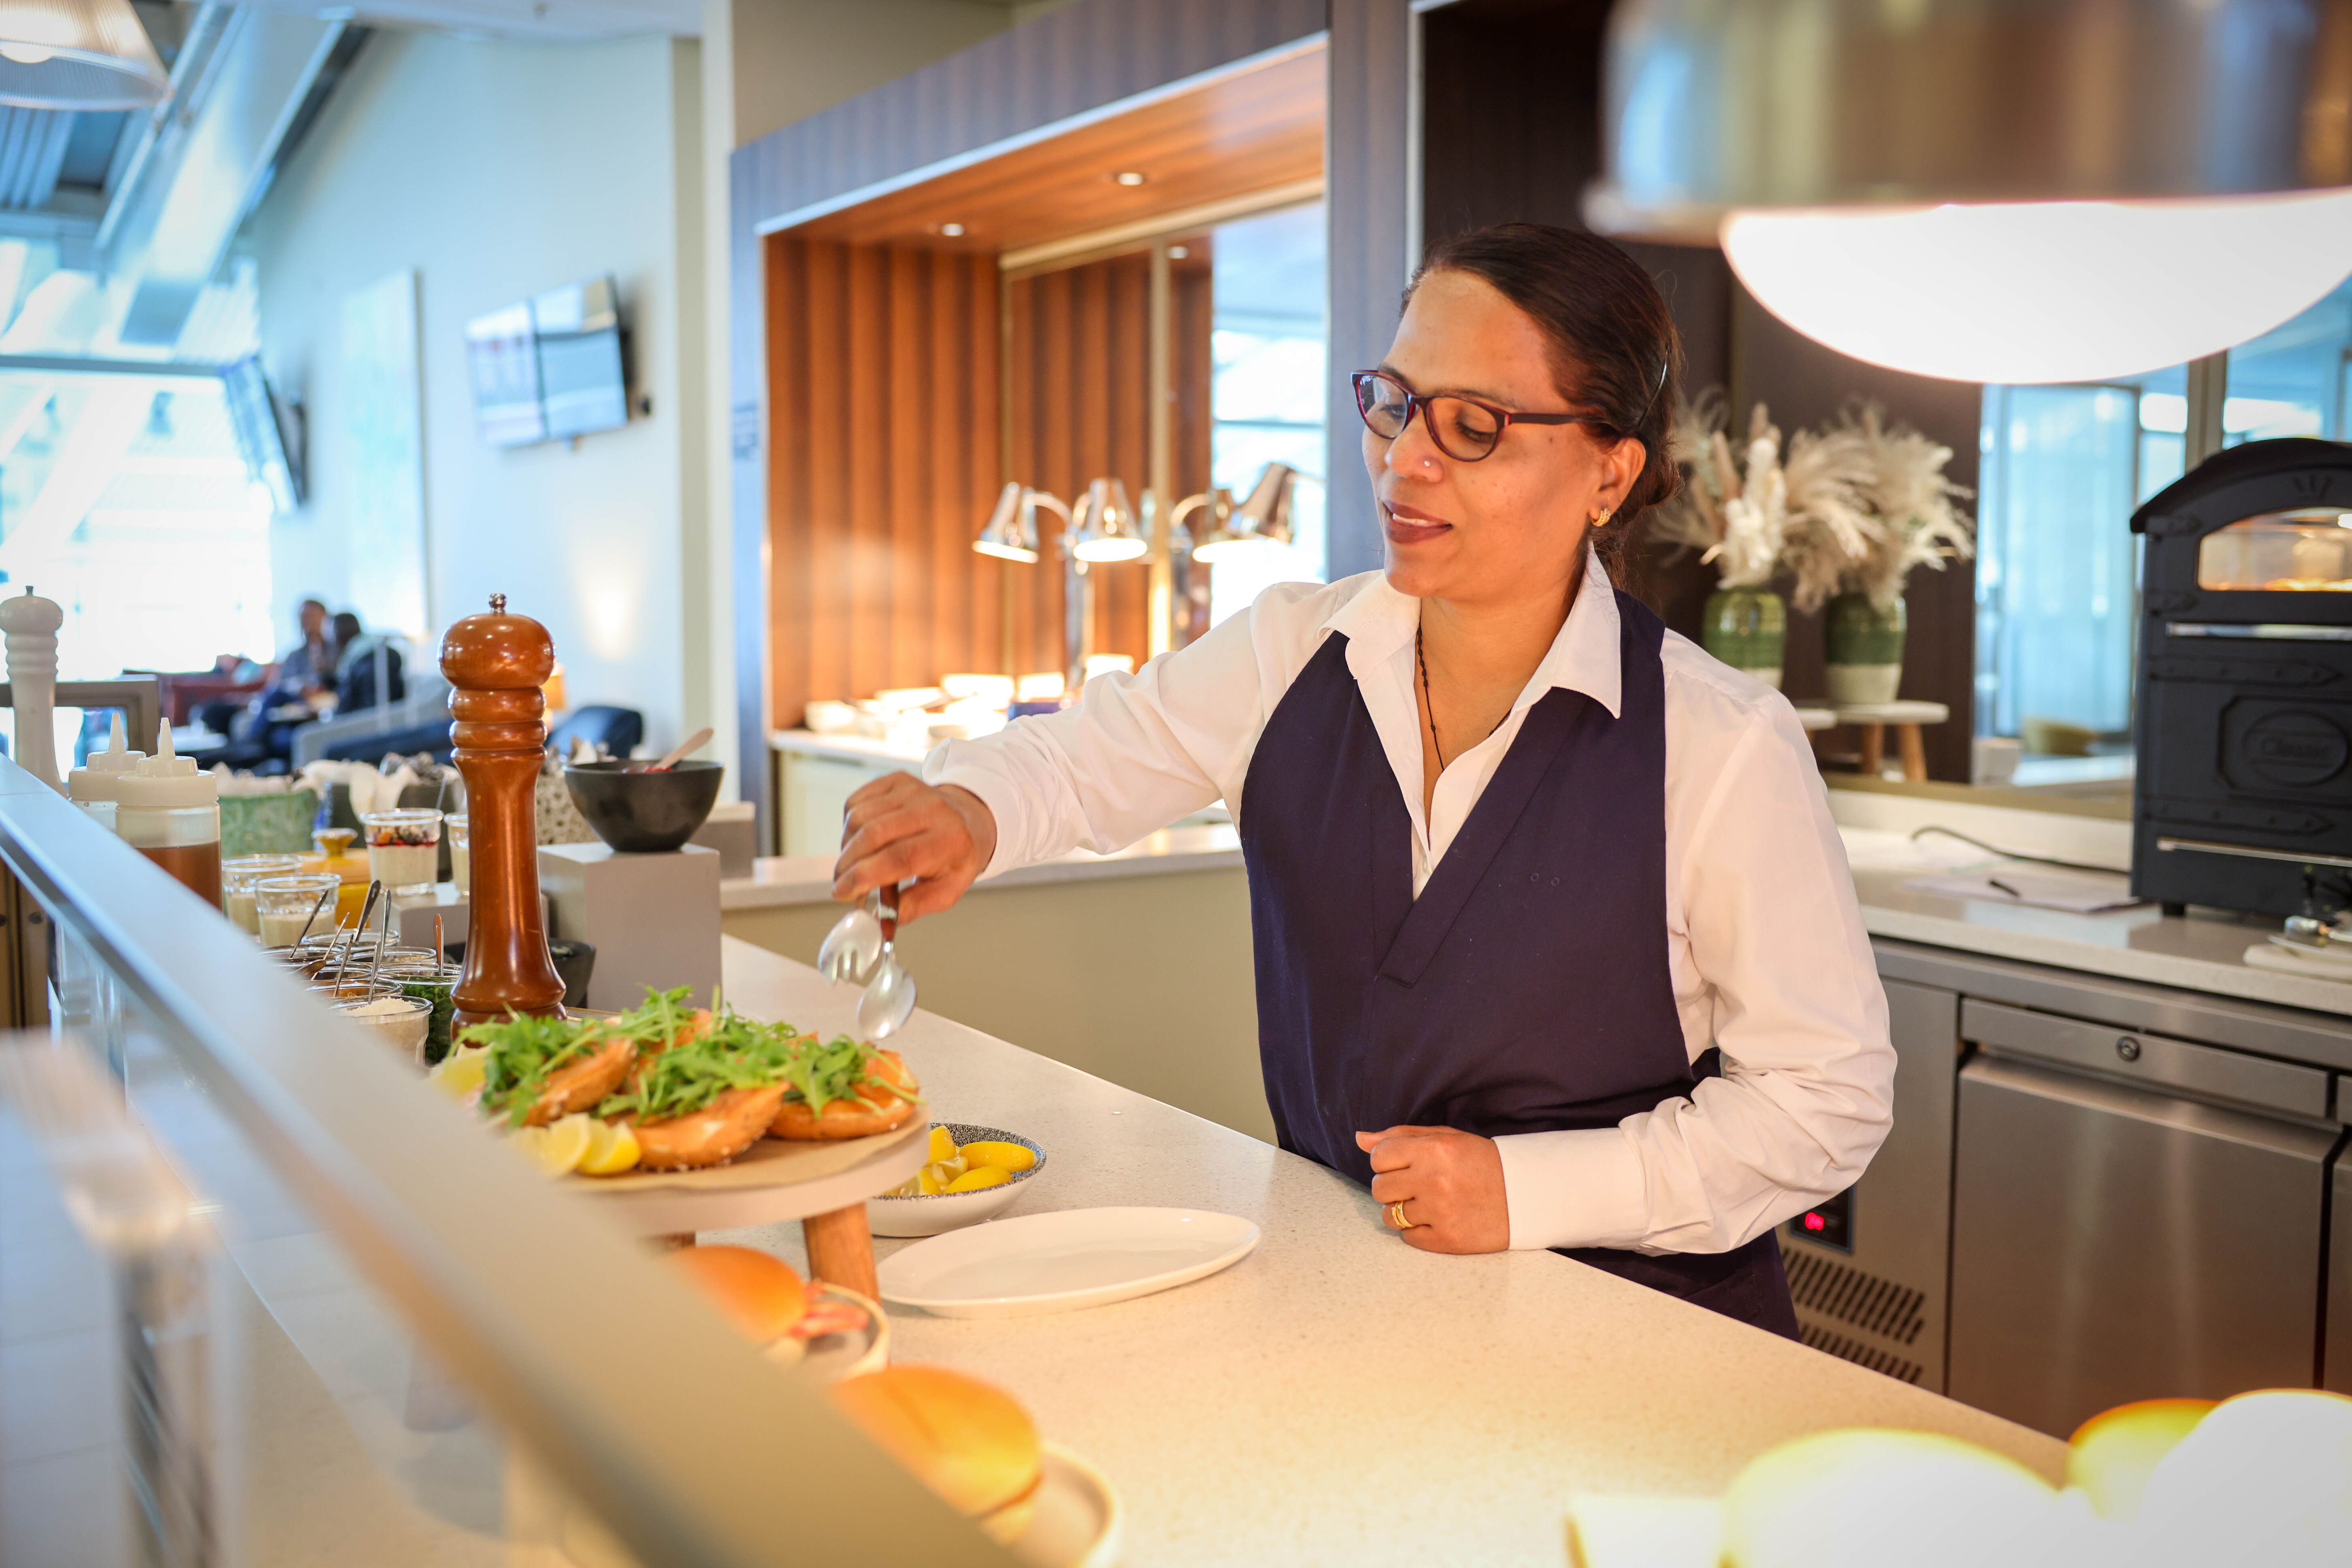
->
xmin=2131 ymin=438 xmax=2352 ymax=920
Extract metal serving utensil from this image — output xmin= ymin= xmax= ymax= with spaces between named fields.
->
xmin=818 ymin=888 xmax=885 ymax=984
xmin=855 ymin=885 xmax=917 ymax=1041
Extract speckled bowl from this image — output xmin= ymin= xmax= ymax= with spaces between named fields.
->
xmin=866 ymin=1123 xmax=1046 ymax=1238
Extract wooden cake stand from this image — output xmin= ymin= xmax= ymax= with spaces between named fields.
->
xmin=573 ymin=1120 xmax=929 ymax=1295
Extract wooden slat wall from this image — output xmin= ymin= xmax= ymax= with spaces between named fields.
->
xmin=766 ymin=236 xmax=1002 ymax=728
xmin=765 ymin=239 xmax=1216 ymax=729
xmin=1004 ymin=250 xmax=1215 ymax=677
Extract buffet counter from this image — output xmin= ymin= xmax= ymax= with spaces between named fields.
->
xmin=707 ymin=936 xmax=2064 ymax=1565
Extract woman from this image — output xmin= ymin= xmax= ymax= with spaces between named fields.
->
xmin=833 ymin=223 xmax=1892 ymax=1334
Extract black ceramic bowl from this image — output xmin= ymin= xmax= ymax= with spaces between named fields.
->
xmin=562 ymin=760 xmax=723 ymax=853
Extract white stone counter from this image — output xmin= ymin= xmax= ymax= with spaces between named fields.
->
xmin=720 ymin=825 xmax=1243 ymax=911
xmin=710 ymin=937 xmax=2061 ymax=1568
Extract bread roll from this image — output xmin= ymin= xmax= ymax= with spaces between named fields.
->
xmin=769 ymin=1050 xmax=920 ymax=1141
xmin=524 ymin=1031 xmax=636 ymax=1126
xmin=666 ymin=1245 xmax=808 ymax=1343
xmin=628 ymin=1083 xmax=787 ymax=1169
xmin=828 ymin=1365 xmax=1042 ymax=1543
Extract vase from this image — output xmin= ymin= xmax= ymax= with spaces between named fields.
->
xmin=1824 ymin=591 xmax=1906 ymax=705
xmin=1701 ymin=586 xmax=1787 ymax=689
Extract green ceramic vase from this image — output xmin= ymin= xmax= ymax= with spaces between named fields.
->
xmin=1701 ymin=586 xmax=1787 ymax=689
xmin=1824 ymin=591 xmax=1907 ymax=705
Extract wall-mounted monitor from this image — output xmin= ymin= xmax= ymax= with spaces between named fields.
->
xmin=464 ymin=275 xmax=629 ymax=448
xmin=221 ymin=354 xmax=305 ymax=510
xmin=533 ymin=276 xmax=628 ymax=440
xmin=465 ymin=302 xmax=545 ymax=447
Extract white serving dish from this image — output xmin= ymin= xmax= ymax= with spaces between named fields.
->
xmin=866 ymin=1123 xmax=1046 ymax=1238
xmin=1014 ymin=1442 xmax=1123 ymax=1568
xmin=877 ymin=1206 xmax=1258 ymax=1319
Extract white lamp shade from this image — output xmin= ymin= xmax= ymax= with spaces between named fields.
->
xmin=1721 ymin=191 xmax=2352 ymax=385
xmin=0 ymin=0 xmax=166 ymax=110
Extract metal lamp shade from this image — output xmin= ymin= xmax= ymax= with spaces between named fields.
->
xmin=1595 ymin=0 xmax=2352 ymax=383
xmin=973 ymin=480 xmax=1041 ymax=563
xmin=1070 ymin=478 xmax=1147 ymax=562
xmin=1192 ymin=464 xmax=1297 ymax=562
xmin=0 ymin=0 xmax=166 ymax=111
xmin=1593 ymin=0 xmax=2352 ymax=238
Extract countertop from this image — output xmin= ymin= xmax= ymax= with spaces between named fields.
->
xmin=710 ymin=937 xmax=2062 ymax=1567
xmin=721 ymin=824 xmax=1243 ymax=910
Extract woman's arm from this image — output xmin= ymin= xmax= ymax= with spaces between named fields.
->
xmin=833 ymin=590 xmax=1291 ymax=916
xmin=1492 ymin=696 xmax=1896 ymax=1253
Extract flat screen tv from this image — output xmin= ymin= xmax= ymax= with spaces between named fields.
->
xmin=221 ymin=354 xmax=304 ymax=510
xmin=465 ymin=302 xmax=544 ymax=447
xmin=532 ymin=275 xmax=628 ymax=440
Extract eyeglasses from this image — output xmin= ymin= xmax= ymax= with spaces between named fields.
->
xmin=1350 ymin=369 xmax=1609 ymax=463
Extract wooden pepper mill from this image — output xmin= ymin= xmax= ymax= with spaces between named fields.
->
xmin=443 ymin=594 xmax=567 ymax=1029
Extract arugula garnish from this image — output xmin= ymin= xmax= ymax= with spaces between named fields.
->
xmin=611 ymin=985 xmax=699 ymax=1048
xmin=596 ymin=1010 xmax=796 ymax=1123
xmin=462 ymin=1012 xmax=606 ymax=1128
xmin=778 ymin=1033 xmax=918 ymax=1119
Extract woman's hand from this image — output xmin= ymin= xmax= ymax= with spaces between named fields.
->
xmin=831 ymin=774 xmax=998 ymax=922
xmin=1355 ymin=1125 xmax=1509 ymax=1253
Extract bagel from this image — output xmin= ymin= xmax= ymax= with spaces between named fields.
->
xmin=770 ymin=1050 xmax=921 ymax=1141
xmin=523 ymin=1029 xmax=636 ymax=1126
xmin=628 ymin=1084 xmax=788 ymax=1170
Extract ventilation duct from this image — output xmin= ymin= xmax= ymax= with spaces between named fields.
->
xmin=97 ymin=2 xmax=341 ymax=350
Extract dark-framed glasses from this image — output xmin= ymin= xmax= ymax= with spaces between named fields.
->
xmin=1350 ymin=368 xmax=1606 ymax=463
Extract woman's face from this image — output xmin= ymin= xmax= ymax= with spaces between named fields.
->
xmin=1364 ymin=269 xmax=1643 ymax=606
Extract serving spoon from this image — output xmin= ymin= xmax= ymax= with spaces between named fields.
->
xmin=818 ymin=888 xmax=884 ymax=984
xmin=855 ymin=885 xmax=917 ymax=1040
xmin=628 ymin=726 xmax=715 ymax=774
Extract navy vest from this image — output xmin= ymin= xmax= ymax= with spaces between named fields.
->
xmin=1238 ymin=590 xmax=1796 ymax=1335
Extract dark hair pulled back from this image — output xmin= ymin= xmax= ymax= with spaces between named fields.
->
xmin=1406 ymin=223 xmax=1683 ymax=570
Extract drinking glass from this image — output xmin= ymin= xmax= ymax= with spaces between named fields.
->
xmin=360 ymin=810 xmax=444 ymax=897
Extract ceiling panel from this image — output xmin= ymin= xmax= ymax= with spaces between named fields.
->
xmin=0 ymin=109 xmax=76 ymax=212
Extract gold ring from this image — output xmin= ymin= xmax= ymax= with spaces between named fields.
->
xmin=1387 ymin=1200 xmax=1413 ymax=1230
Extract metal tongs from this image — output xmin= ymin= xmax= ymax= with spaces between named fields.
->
xmin=816 ymin=884 xmax=918 ymax=1039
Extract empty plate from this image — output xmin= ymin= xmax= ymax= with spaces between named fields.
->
xmin=877 ymin=1206 xmax=1259 ymax=1318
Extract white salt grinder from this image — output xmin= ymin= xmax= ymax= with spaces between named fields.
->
xmin=0 ymin=586 xmax=64 ymax=793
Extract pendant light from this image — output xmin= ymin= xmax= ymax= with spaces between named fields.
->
xmin=1069 ymin=478 xmax=1147 ymax=562
xmin=1592 ymin=0 xmax=2352 ymax=384
xmin=0 ymin=0 xmax=167 ymax=111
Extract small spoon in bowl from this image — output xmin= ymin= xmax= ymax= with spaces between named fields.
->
xmin=628 ymin=726 xmax=715 ymax=774
xmin=856 ymin=886 xmax=917 ymax=1040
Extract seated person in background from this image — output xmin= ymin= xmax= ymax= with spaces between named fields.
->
xmin=332 ymin=611 xmax=406 ymax=716
xmin=205 ymin=597 xmax=341 ymax=765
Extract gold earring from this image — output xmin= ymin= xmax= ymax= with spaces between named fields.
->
xmin=1591 ymin=507 xmax=1613 ymax=527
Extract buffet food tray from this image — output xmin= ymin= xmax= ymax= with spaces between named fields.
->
xmin=573 ymin=1117 xmax=930 ymax=1233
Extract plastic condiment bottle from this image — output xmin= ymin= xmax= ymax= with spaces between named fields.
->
xmin=116 ymin=722 xmax=222 ymax=907
xmin=66 ymin=712 xmax=145 ymax=834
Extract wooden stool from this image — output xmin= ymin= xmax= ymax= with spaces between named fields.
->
xmin=1834 ymin=700 xmax=1951 ymax=782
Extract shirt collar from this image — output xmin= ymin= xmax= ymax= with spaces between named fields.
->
xmin=1328 ymin=545 xmax=1623 ymax=719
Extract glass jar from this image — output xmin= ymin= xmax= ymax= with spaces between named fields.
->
xmin=222 ymin=854 xmax=304 ymax=935
xmin=445 ymin=814 xmax=470 ymax=896
xmin=254 ymin=872 xmax=345 ymax=950
xmin=360 ymin=809 xmax=443 ymax=897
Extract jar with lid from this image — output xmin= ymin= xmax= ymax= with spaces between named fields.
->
xmin=115 ymin=724 xmax=222 ymax=905
xmin=65 ymin=712 xmax=143 ymax=833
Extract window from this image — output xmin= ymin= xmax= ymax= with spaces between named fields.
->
xmin=1206 ymin=203 xmax=1327 ymax=625
xmin=0 ymin=371 xmax=277 ymax=765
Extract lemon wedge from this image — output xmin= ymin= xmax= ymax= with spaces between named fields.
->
xmin=428 ymin=1046 xmax=488 ymax=1101
xmin=577 ymin=1119 xmax=640 ymax=1176
xmin=944 ymin=1165 xmax=1010 ymax=1193
xmin=928 ymin=1125 xmax=957 ymax=1163
xmin=512 ymin=1114 xmax=593 ymax=1176
xmin=959 ymin=1140 xmax=1036 ymax=1173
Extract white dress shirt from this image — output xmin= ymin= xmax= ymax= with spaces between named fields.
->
xmin=926 ymin=550 xmax=1894 ymax=1255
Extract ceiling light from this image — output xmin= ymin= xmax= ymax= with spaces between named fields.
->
xmin=1111 ymin=171 xmax=1148 ymax=187
xmin=1595 ymin=0 xmax=2352 ymax=384
xmin=1070 ymin=478 xmax=1147 ymax=562
xmin=0 ymin=0 xmax=167 ymax=111
xmin=938 ymin=222 xmax=965 ymax=237
xmin=1722 ymin=193 xmax=2352 ymax=384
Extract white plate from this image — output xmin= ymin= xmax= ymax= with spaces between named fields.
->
xmin=867 ymin=1123 xmax=1046 ymax=1238
xmin=878 ymin=1206 xmax=1258 ymax=1318
xmin=1014 ymin=1443 xmax=1122 ymax=1568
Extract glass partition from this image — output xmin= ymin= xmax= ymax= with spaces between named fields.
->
xmin=0 ymin=759 xmax=1005 ymax=1567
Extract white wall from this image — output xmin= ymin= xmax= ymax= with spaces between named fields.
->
xmin=249 ymin=30 xmax=703 ymax=754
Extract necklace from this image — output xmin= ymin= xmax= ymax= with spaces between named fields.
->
xmin=1416 ymin=623 xmax=1506 ymax=773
